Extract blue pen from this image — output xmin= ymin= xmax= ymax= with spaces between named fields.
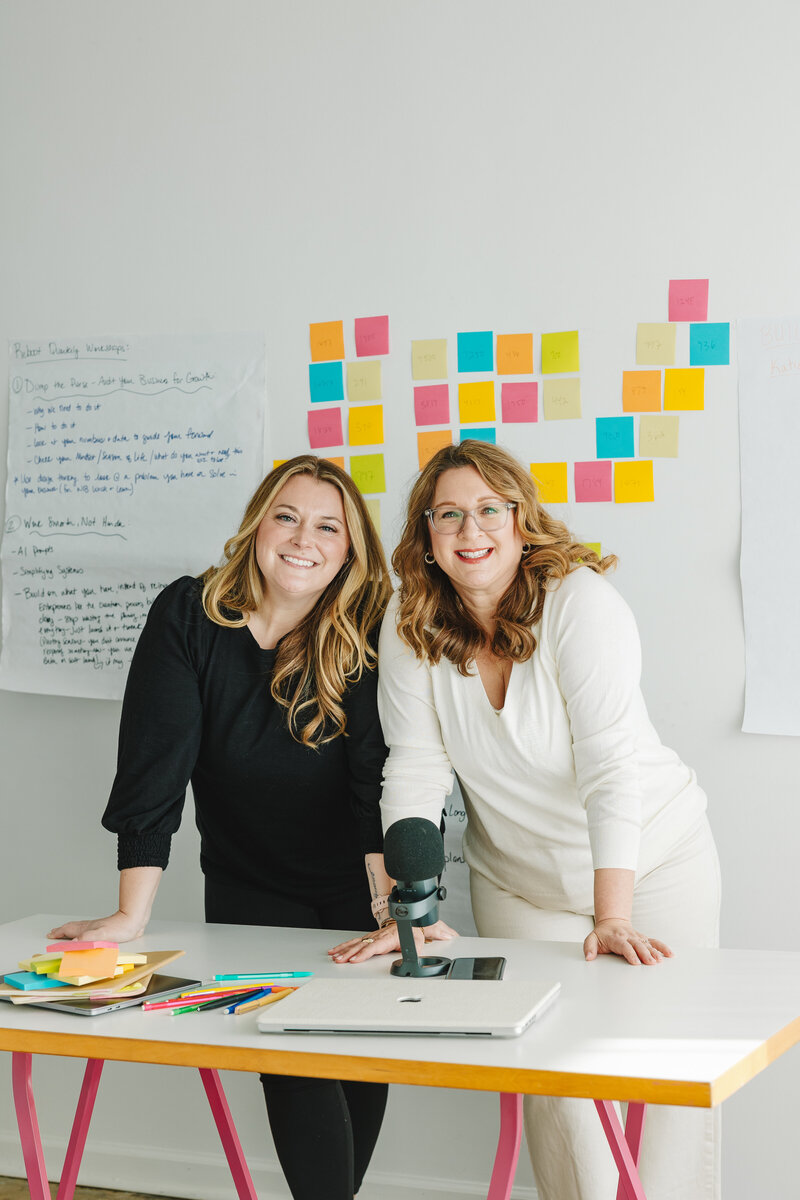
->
xmin=213 ymin=971 xmax=313 ymax=981
xmin=222 ymin=987 xmax=272 ymax=1014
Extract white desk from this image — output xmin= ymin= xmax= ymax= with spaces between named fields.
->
xmin=2 ymin=915 xmax=800 ymax=1200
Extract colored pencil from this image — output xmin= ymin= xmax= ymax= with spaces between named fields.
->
xmin=233 ymin=986 xmax=295 ymax=1015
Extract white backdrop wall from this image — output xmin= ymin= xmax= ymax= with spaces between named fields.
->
xmin=1 ymin=3 xmax=798 ymax=1198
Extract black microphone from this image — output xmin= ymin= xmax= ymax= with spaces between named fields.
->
xmin=384 ymin=817 xmax=451 ymax=978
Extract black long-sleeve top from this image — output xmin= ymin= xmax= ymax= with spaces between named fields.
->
xmin=102 ymin=576 xmax=387 ymax=902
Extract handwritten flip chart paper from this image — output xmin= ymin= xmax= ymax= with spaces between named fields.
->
xmin=459 ymin=427 xmax=496 ymax=443
xmin=496 ymin=333 xmax=534 ymax=374
xmin=500 ymin=382 xmax=538 ymax=423
xmin=541 ymin=331 xmax=579 ymax=374
xmin=457 ymin=331 xmax=493 ymax=373
xmin=411 ymin=339 xmax=448 ymax=381
xmin=737 ymin=316 xmax=800 ymax=734
xmin=414 ymin=384 xmax=450 ymax=426
xmin=668 ymin=279 xmax=709 ymax=322
xmin=309 ymin=361 xmax=344 ymax=404
xmin=348 ymin=404 xmax=384 ymax=446
xmin=664 ymin=367 xmax=704 ymax=410
xmin=417 ymin=429 xmax=452 ymax=468
xmin=307 ymin=407 xmax=343 ymax=449
xmin=346 ymin=361 xmax=382 ymax=403
xmin=364 ymin=497 xmax=381 ymax=536
xmin=622 ymin=369 xmax=661 ymax=412
xmin=636 ymin=323 xmax=676 ymax=366
xmin=596 ymin=416 xmax=635 ymax=458
xmin=543 ymin=377 xmax=581 ymax=420
xmin=350 ymin=453 xmax=386 ymax=494
xmin=614 ymin=460 xmax=654 ymax=503
xmin=639 ymin=414 xmax=679 ymax=457
xmin=309 ymin=320 xmax=345 ymax=362
xmin=458 ymin=381 xmax=495 ymax=424
xmin=354 ymin=315 xmax=389 ymax=358
xmin=0 ymin=333 xmax=266 ymax=699
xmin=690 ymin=322 xmax=730 ymax=366
xmin=574 ymin=460 xmax=612 ymax=502
xmin=530 ymin=461 xmax=568 ymax=503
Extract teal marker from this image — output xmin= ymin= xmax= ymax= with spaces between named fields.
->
xmin=213 ymin=971 xmax=313 ymax=982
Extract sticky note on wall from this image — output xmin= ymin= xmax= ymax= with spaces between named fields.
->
xmin=417 ymin=429 xmax=452 ymax=468
xmin=412 ymin=339 xmax=448 ymax=380
xmin=622 ymin=370 xmax=661 ymax=412
xmin=615 ymin=460 xmax=654 ymax=503
xmin=596 ymin=416 xmax=635 ymax=459
xmin=574 ymin=460 xmax=612 ymax=502
xmin=458 ymin=381 xmax=495 ymax=424
xmin=457 ymin=331 xmax=494 ymax=373
xmin=541 ymin=331 xmax=580 ymax=374
xmin=501 ymin=382 xmax=538 ymax=423
xmin=668 ymin=279 xmax=709 ymax=322
xmin=636 ymin=323 xmax=676 ymax=366
xmin=639 ymin=414 xmax=679 ymax=457
xmin=414 ymin=384 xmax=450 ymax=426
xmin=364 ymin=497 xmax=381 ymax=536
xmin=689 ymin=322 xmax=729 ymax=366
xmin=309 ymin=361 xmax=344 ymax=404
xmin=459 ymin=427 xmax=496 ymax=444
xmin=664 ymin=368 xmax=704 ymax=410
xmin=543 ymin=377 xmax=581 ymax=420
xmin=346 ymin=360 xmax=382 ymax=403
xmin=309 ymin=320 xmax=345 ymax=362
xmin=530 ymin=462 xmax=568 ymax=503
xmin=497 ymin=333 xmax=534 ymax=375
xmin=308 ymin=408 xmax=343 ymax=449
xmin=354 ymin=315 xmax=389 ymax=357
xmin=349 ymin=404 xmax=384 ymax=446
xmin=350 ymin=453 xmax=386 ymax=494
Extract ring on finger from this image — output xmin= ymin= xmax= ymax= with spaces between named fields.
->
xmin=360 ymin=936 xmax=375 ymax=945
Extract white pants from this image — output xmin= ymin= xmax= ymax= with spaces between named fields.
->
xmin=469 ymin=816 xmax=722 ymax=1200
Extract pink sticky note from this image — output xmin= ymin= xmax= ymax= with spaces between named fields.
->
xmin=355 ymin=315 xmax=390 ymax=357
xmin=668 ymin=279 xmax=709 ymax=322
xmin=414 ymin=384 xmax=450 ymax=426
xmin=46 ymin=941 xmax=118 ymax=953
xmin=501 ymin=382 xmax=538 ymax=423
xmin=307 ymin=407 xmax=343 ymax=449
xmin=574 ymin=460 xmax=613 ymax=503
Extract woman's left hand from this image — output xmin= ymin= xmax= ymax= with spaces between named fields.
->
xmin=328 ymin=919 xmax=458 ymax=964
xmin=584 ymin=918 xmax=673 ymax=966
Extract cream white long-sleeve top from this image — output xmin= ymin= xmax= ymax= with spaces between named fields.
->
xmin=378 ymin=566 xmax=707 ymax=914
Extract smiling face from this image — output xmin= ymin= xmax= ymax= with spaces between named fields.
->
xmin=254 ymin=473 xmax=350 ymax=607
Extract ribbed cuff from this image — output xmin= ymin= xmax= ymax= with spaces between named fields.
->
xmin=117 ymin=832 xmax=171 ymax=871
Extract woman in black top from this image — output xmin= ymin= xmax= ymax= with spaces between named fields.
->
xmin=49 ymin=454 xmax=395 ymax=1200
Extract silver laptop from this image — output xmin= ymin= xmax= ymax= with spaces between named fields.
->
xmin=257 ymin=976 xmax=560 ymax=1038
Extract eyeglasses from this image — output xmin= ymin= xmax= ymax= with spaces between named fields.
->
xmin=424 ymin=502 xmax=516 ymax=535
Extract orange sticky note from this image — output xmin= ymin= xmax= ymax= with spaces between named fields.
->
xmin=530 ymin=462 xmax=568 ymax=503
xmin=458 ymin=381 xmax=495 ymax=424
xmin=417 ymin=429 xmax=453 ymax=469
xmin=664 ymin=367 xmax=704 ymax=410
xmin=56 ymin=947 xmax=118 ymax=980
xmin=622 ymin=370 xmax=661 ymax=413
xmin=496 ymin=333 xmax=534 ymax=375
xmin=615 ymin=460 xmax=654 ymax=503
xmin=309 ymin=320 xmax=345 ymax=363
xmin=349 ymin=404 xmax=384 ymax=446
xmin=324 ymin=456 xmax=345 ymax=470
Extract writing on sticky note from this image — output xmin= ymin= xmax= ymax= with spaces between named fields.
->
xmin=622 ymin=370 xmax=661 ymax=412
xmin=690 ymin=322 xmax=729 ymax=366
xmin=364 ymin=498 xmax=381 ymax=536
xmin=346 ymin=360 xmax=382 ymax=403
xmin=457 ymin=331 xmax=493 ymax=373
xmin=349 ymin=404 xmax=384 ymax=446
xmin=615 ymin=460 xmax=654 ymax=503
xmin=530 ymin=462 xmax=568 ymax=504
xmin=308 ymin=407 xmax=343 ymax=449
xmin=309 ymin=320 xmax=345 ymax=363
xmin=541 ymin=331 xmax=579 ymax=374
xmin=350 ymin=453 xmax=386 ymax=494
xmin=639 ymin=414 xmax=679 ymax=457
xmin=417 ymin=429 xmax=452 ymax=468
xmin=354 ymin=315 xmax=390 ymax=357
xmin=669 ymin=279 xmax=709 ymax=322
xmin=458 ymin=381 xmax=495 ymax=424
xmin=414 ymin=384 xmax=449 ymax=426
xmin=575 ymin=461 xmax=612 ymax=502
xmin=460 ymin=427 xmax=496 ymax=444
xmin=543 ymin=377 xmax=581 ymax=420
xmin=596 ymin=416 xmax=635 ymax=459
xmin=309 ymin=361 xmax=344 ymax=404
xmin=501 ymin=382 xmax=538 ymax=423
xmin=497 ymin=333 xmax=534 ymax=375
xmin=664 ymin=367 xmax=704 ymax=410
xmin=412 ymin=339 xmax=448 ymax=380
xmin=636 ymin=323 xmax=676 ymax=366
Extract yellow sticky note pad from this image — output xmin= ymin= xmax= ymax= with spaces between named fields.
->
xmin=622 ymin=370 xmax=661 ymax=413
xmin=309 ymin=320 xmax=345 ymax=362
xmin=412 ymin=339 xmax=448 ymax=381
xmin=364 ymin=497 xmax=381 ymax=537
xmin=497 ymin=333 xmax=534 ymax=374
xmin=350 ymin=453 xmax=386 ymax=494
xmin=615 ymin=460 xmax=654 ymax=503
xmin=458 ymin=381 xmax=495 ymax=424
xmin=273 ymin=459 xmax=287 ymax=468
xmin=639 ymin=414 xmax=679 ymax=457
xmin=636 ymin=323 xmax=676 ymax=366
xmin=346 ymin=360 xmax=382 ymax=403
xmin=541 ymin=331 xmax=580 ymax=374
xmin=664 ymin=367 xmax=704 ymax=410
xmin=543 ymin=377 xmax=581 ymax=420
xmin=417 ymin=429 xmax=453 ymax=469
xmin=530 ymin=462 xmax=568 ymax=503
xmin=349 ymin=404 xmax=384 ymax=446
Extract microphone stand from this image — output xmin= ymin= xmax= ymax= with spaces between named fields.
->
xmin=389 ymin=878 xmax=451 ymax=978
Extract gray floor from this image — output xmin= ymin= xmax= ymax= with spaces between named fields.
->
xmin=0 ymin=1178 xmax=176 ymax=1200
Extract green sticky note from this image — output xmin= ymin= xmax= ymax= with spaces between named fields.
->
xmin=541 ymin=331 xmax=580 ymax=374
xmin=350 ymin=453 xmax=386 ymax=494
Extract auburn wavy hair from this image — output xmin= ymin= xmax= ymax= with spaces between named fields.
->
xmin=201 ymin=455 xmax=391 ymax=747
xmin=392 ymin=440 xmax=617 ymax=672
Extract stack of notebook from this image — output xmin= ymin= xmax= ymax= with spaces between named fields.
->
xmin=0 ymin=940 xmax=184 ymax=1004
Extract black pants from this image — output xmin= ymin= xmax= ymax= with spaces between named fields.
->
xmin=204 ymin=875 xmax=388 ymax=1199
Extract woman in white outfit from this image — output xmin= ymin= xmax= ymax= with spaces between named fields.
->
xmin=331 ymin=439 xmax=721 ymax=1200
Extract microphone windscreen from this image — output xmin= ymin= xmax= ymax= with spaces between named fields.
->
xmin=384 ymin=817 xmax=444 ymax=881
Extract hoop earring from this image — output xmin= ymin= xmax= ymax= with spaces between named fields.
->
xmin=424 ymin=552 xmax=436 ymax=565
xmin=522 ymin=543 xmax=532 ymax=553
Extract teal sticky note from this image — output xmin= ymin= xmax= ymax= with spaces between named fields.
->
xmin=596 ymin=416 xmax=635 ymax=459
xmin=460 ymin=427 xmax=496 ymax=444
xmin=4 ymin=971 xmax=65 ymax=990
xmin=309 ymin=361 xmax=344 ymax=404
xmin=690 ymin=322 xmax=730 ymax=366
xmin=457 ymin=331 xmax=494 ymax=373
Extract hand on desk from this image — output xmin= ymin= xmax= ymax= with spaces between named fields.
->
xmin=328 ymin=919 xmax=459 ymax=964
xmin=46 ymin=910 xmax=148 ymax=944
xmin=584 ymin=918 xmax=673 ymax=966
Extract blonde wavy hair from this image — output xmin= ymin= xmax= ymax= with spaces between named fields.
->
xmin=201 ymin=455 xmax=391 ymax=747
xmin=392 ymin=440 xmax=617 ymax=672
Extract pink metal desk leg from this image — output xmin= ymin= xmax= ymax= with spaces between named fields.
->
xmin=487 ymin=1093 xmax=523 ymax=1200
xmin=594 ymin=1100 xmax=648 ymax=1200
xmin=55 ymin=1059 xmax=105 ymax=1200
xmin=199 ymin=1068 xmax=259 ymax=1200
xmin=615 ymin=1103 xmax=646 ymax=1200
xmin=11 ymin=1052 xmax=51 ymax=1200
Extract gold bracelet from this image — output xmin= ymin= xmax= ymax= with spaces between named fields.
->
xmin=378 ymin=915 xmax=396 ymax=930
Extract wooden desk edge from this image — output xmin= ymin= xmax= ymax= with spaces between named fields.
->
xmin=709 ymin=1013 xmax=800 ymax=1106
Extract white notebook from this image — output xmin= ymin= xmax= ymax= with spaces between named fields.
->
xmin=257 ymin=976 xmax=560 ymax=1038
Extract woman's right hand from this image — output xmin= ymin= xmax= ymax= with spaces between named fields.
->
xmin=46 ymin=910 xmax=148 ymax=944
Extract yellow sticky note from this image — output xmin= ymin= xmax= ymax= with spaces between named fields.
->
xmin=636 ymin=323 xmax=676 ymax=366
xmin=412 ymin=339 xmax=448 ymax=381
xmin=364 ymin=497 xmax=381 ymax=537
xmin=346 ymin=360 xmax=382 ymax=403
xmin=615 ymin=461 xmax=654 ymax=503
xmin=664 ymin=367 xmax=704 ymax=410
xmin=309 ymin=320 xmax=345 ymax=362
xmin=458 ymin=381 xmax=495 ymax=424
xmin=417 ymin=429 xmax=453 ymax=469
xmin=639 ymin=414 xmax=679 ymax=458
xmin=543 ymin=377 xmax=581 ymax=420
xmin=497 ymin=333 xmax=534 ymax=375
xmin=622 ymin=370 xmax=661 ymax=413
xmin=530 ymin=462 xmax=568 ymax=503
xmin=541 ymin=331 xmax=580 ymax=374
xmin=350 ymin=453 xmax=386 ymax=494
xmin=349 ymin=404 xmax=384 ymax=446
xmin=324 ymin=456 xmax=345 ymax=470
xmin=585 ymin=542 xmax=602 ymax=558
xmin=273 ymin=459 xmax=287 ymax=468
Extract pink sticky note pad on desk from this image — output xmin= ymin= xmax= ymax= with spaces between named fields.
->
xmin=355 ymin=315 xmax=390 ymax=357
xmin=668 ymin=279 xmax=709 ymax=322
xmin=46 ymin=941 xmax=118 ymax=953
